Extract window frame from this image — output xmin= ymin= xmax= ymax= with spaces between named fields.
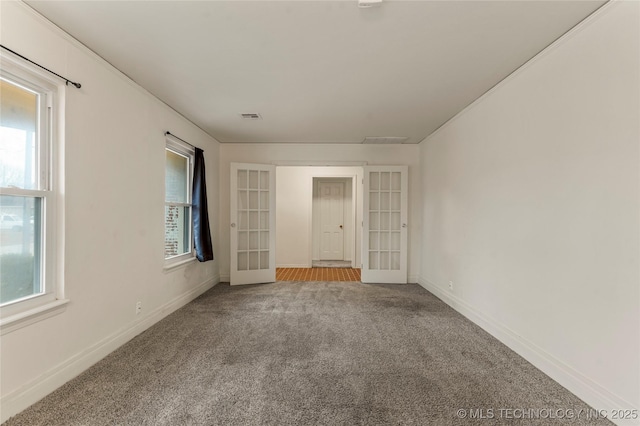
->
xmin=164 ymin=135 xmax=195 ymax=268
xmin=0 ymin=52 xmax=66 ymax=331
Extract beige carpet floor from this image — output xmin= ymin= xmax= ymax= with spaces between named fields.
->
xmin=3 ymin=281 xmax=610 ymax=425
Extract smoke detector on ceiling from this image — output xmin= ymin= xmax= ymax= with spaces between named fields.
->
xmin=362 ymin=137 xmax=409 ymax=145
xmin=240 ymin=113 xmax=262 ymax=120
xmin=358 ymin=0 xmax=382 ymax=8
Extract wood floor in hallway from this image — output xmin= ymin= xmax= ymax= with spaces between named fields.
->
xmin=276 ymin=267 xmax=361 ymax=282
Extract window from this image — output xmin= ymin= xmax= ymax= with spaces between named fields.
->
xmin=0 ymin=55 xmax=62 ymax=324
xmin=164 ymin=136 xmax=194 ymax=266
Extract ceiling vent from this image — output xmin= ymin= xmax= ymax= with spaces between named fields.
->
xmin=362 ymin=137 xmax=409 ymax=145
xmin=240 ymin=113 xmax=262 ymax=120
xmin=358 ymin=0 xmax=382 ymax=8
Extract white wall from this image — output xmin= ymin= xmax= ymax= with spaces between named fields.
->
xmin=419 ymin=1 xmax=639 ymax=420
xmin=275 ymin=169 xmax=359 ymax=268
xmin=220 ymin=144 xmax=421 ymax=281
xmin=0 ymin=3 xmax=220 ymax=421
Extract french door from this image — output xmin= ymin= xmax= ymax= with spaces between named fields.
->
xmin=361 ymin=166 xmax=408 ymax=284
xmin=230 ymin=163 xmax=276 ymax=285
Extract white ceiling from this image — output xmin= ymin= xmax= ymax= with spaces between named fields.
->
xmin=26 ymin=0 xmax=606 ymax=144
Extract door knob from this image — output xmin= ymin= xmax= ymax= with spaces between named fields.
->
xmin=339 ymin=225 xmax=343 ymax=229
xmin=231 ymin=223 xmax=236 ymax=228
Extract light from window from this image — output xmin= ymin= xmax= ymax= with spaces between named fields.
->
xmin=164 ymin=141 xmax=193 ymax=262
xmin=0 ymin=74 xmax=53 ymax=311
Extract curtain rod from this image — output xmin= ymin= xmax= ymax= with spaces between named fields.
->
xmin=0 ymin=44 xmax=82 ymax=89
xmin=165 ymin=131 xmax=197 ymax=149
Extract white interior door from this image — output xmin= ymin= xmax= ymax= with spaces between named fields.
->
xmin=319 ymin=181 xmax=344 ymax=260
xmin=362 ymin=166 xmax=408 ymax=284
xmin=230 ymin=163 xmax=276 ymax=285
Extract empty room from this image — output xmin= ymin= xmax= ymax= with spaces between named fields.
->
xmin=0 ymin=0 xmax=638 ymax=425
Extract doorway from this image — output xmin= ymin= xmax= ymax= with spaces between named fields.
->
xmin=274 ymin=167 xmax=361 ymax=270
xmin=233 ymin=164 xmax=408 ymax=284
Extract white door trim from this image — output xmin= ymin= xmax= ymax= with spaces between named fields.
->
xmin=309 ymin=174 xmax=359 ymax=268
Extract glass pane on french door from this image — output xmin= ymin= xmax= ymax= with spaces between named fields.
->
xmin=362 ymin=166 xmax=408 ymax=284
xmin=230 ymin=163 xmax=275 ymax=285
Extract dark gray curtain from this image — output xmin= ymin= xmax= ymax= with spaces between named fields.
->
xmin=192 ymin=148 xmax=214 ymax=262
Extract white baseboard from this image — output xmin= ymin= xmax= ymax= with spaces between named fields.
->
xmin=220 ymin=274 xmax=230 ymax=282
xmin=416 ymin=276 xmax=638 ymax=426
xmin=0 ymin=276 xmax=219 ymax=423
xmin=276 ymin=264 xmax=311 ymax=268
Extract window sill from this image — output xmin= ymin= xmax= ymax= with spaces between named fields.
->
xmin=163 ymin=256 xmax=197 ymax=272
xmin=0 ymin=299 xmax=69 ymax=336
